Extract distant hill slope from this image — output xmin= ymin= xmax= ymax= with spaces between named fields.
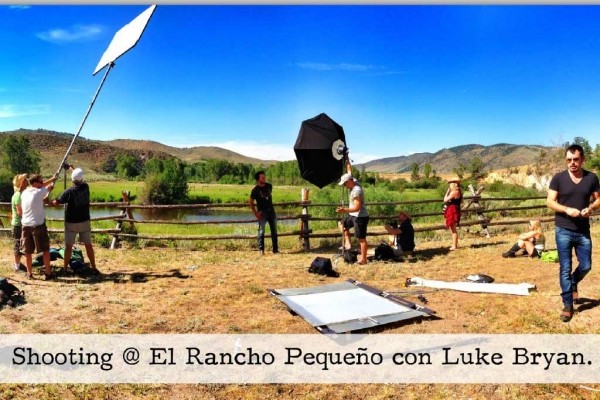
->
xmin=2 ymin=129 xmax=553 ymax=180
xmin=0 ymin=129 xmax=275 ymax=178
xmin=106 ymin=139 xmax=276 ymax=165
xmin=360 ymin=143 xmax=550 ymax=173
xmin=0 ymin=129 xmax=176 ymax=179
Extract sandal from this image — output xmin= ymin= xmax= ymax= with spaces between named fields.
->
xmin=26 ymin=274 xmax=34 ymax=280
xmin=44 ymin=273 xmax=55 ymax=281
xmin=560 ymin=307 xmax=574 ymax=323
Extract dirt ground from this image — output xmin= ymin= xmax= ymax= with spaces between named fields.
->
xmin=0 ymin=224 xmax=598 ymax=399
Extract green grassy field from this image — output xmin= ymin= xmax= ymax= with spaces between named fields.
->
xmin=86 ymin=181 xmax=305 ymax=204
xmin=18 ymin=181 xmax=546 ymax=251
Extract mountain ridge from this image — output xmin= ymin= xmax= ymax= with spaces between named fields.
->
xmin=0 ymin=129 xmax=275 ymax=177
xmin=1 ymin=129 xmax=552 ymax=177
xmin=359 ymin=143 xmax=551 ymax=173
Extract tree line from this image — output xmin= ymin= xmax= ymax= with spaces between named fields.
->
xmin=1 ymin=134 xmax=598 ymax=204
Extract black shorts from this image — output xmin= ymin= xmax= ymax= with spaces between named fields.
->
xmin=342 ymin=216 xmax=369 ymax=239
xmin=11 ymin=225 xmax=22 ymax=256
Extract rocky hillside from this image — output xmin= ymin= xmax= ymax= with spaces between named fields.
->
xmin=106 ymin=139 xmax=276 ymax=165
xmin=0 ymin=129 xmax=274 ymax=178
xmin=360 ymin=143 xmax=551 ymax=173
xmin=0 ymin=129 xmax=176 ymax=178
xmin=2 ymin=129 xmax=558 ymax=183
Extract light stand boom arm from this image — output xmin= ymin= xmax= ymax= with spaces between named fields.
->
xmin=55 ymin=62 xmax=115 ymax=177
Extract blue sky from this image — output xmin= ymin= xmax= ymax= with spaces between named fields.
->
xmin=1 ymin=5 xmax=600 ymax=163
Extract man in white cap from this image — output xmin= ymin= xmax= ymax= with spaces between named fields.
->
xmin=51 ymin=166 xmax=98 ymax=274
xmin=336 ymin=155 xmax=369 ymax=264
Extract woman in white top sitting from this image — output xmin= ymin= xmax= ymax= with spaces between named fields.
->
xmin=502 ymin=219 xmax=545 ymax=258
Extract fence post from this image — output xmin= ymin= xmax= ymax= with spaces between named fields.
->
xmin=465 ymin=184 xmax=490 ymax=238
xmin=110 ymin=190 xmax=130 ymax=250
xmin=124 ymin=191 xmax=135 ymax=231
xmin=300 ymin=188 xmax=310 ymax=250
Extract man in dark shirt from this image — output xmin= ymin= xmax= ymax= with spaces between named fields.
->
xmin=547 ymin=144 xmax=600 ymax=322
xmin=249 ymin=171 xmax=278 ymax=255
xmin=51 ymin=167 xmax=99 ymax=274
xmin=384 ymin=211 xmax=415 ymax=256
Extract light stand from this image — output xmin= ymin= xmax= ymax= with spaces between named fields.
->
xmin=333 ymin=147 xmax=350 ymax=264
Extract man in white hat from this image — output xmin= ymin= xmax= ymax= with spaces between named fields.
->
xmin=51 ymin=166 xmax=98 ymax=274
xmin=335 ymin=155 xmax=369 ymax=264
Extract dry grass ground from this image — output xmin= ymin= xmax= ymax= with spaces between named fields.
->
xmin=0 ymin=225 xmax=598 ymax=399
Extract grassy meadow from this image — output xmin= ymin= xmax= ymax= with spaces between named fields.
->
xmin=86 ymin=181 xmax=305 ymax=204
xmin=0 ymin=221 xmax=598 ymax=399
xmin=64 ymin=180 xmax=547 ymax=247
xmin=1 ymin=181 xmax=595 ymax=399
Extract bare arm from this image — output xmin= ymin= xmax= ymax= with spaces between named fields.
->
xmin=547 ymin=189 xmax=581 ymax=218
xmin=43 ymin=174 xmax=59 ymax=188
xmin=443 ymin=189 xmax=458 ymax=203
xmin=345 ymin=156 xmax=352 ymax=175
xmin=249 ymin=197 xmax=260 ymax=219
xmin=518 ymin=231 xmax=536 ymax=241
xmin=347 ymin=196 xmax=363 ymax=213
xmin=384 ymin=225 xmax=401 ymax=235
xmin=336 ymin=193 xmax=363 ymax=214
xmin=582 ymin=190 xmax=600 ymax=217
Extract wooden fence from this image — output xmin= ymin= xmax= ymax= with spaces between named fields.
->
xmin=0 ymin=185 xmax=565 ymax=250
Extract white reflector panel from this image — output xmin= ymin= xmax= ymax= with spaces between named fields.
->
xmin=269 ymin=279 xmax=435 ymax=333
xmin=93 ymin=5 xmax=157 ymax=75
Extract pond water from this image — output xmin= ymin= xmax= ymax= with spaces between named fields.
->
xmin=43 ymin=206 xmax=298 ymax=224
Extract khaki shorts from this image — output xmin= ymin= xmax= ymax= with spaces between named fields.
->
xmin=65 ymin=220 xmax=92 ymax=245
xmin=22 ymin=224 xmax=50 ymax=255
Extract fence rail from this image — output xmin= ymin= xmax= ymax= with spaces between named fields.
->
xmin=0 ymin=191 xmax=565 ymax=250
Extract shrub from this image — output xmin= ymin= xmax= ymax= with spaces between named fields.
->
xmin=0 ymin=169 xmax=14 ymax=202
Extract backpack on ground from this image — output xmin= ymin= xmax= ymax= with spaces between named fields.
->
xmin=58 ymin=247 xmax=85 ymax=262
xmin=0 ymin=278 xmax=25 ymax=307
xmin=32 ymin=247 xmax=65 ymax=267
xmin=308 ymin=257 xmax=339 ymax=277
xmin=540 ymin=250 xmax=559 ymax=263
xmin=342 ymin=249 xmax=358 ymax=264
xmin=374 ymin=242 xmax=395 ymax=261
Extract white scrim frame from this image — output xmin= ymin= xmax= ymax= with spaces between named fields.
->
xmin=55 ymin=5 xmax=157 ymax=177
xmin=93 ymin=5 xmax=157 ymax=75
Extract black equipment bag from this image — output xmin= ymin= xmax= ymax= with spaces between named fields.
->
xmin=374 ymin=242 xmax=395 ymax=261
xmin=308 ymin=257 xmax=339 ymax=277
xmin=342 ymin=249 xmax=358 ymax=264
xmin=0 ymin=278 xmax=25 ymax=307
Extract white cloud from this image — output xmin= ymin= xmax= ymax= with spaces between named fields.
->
xmin=0 ymin=104 xmax=49 ymax=118
xmin=163 ymin=139 xmax=409 ymax=164
xmin=296 ymin=62 xmax=407 ymax=76
xmin=36 ymin=24 xmax=103 ymax=43
xmin=297 ymin=62 xmax=375 ymax=72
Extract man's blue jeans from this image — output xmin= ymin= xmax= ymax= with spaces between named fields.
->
xmin=257 ymin=211 xmax=278 ymax=252
xmin=555 ymin=226 xmax=592 ymax=307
